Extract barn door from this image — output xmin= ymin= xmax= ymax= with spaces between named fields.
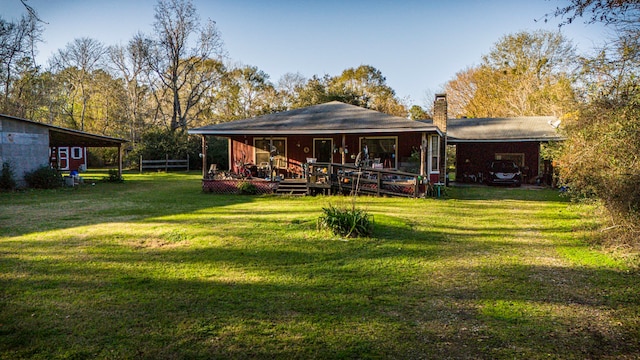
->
xmin=58 ymin=147 xmax=69 ymax=170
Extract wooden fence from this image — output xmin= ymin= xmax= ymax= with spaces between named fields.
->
xmin=140 ymin=154 xmax=189 ymax=173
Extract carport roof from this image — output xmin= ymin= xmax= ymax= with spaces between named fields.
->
xmin=189 ymin=101 xmax=441 ymax=136
xmin=444 ymin=116 xmax=564 ymax=143
xmin=1 ymin=114 xmax=127 ymax=147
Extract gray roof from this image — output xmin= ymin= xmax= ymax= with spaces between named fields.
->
xmin=445 ymin=116 xmax=563 ymax=143
xmin=1 ymin=114 xmax=127 ymax=147
xmin=189 ymin=101 xmax=440 ymax=136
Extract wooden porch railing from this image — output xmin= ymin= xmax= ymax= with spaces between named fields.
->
xmin=306 ymin=162 xmax=426 ymax=198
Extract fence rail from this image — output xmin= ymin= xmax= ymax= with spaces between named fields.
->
xmin=140 ymin=154 xmax=189 ymax=173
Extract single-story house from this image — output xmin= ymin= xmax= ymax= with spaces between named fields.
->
xmin=189 ymin=101 xmax=447 ymax=184
xmin=0 ymin=114 xmax=127 ymax=187
xmin=446 ymin=116 xmax=563 ymax=184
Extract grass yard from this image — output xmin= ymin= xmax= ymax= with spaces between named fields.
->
xmin=1 ymin=171 xmax=639 ymax=359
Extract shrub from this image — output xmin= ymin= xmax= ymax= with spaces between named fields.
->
xmin=104 ymin=169 xmax=124 ymax=183
xmin=24 ymin=166 xmax=62 ymax=189
xmin=318 ymin=204 xmax=373 ymax=238
xmin=0 ymin=162 xmax=17 ymax=191
xmin=237 ymin=181 xmax=257 ymax=195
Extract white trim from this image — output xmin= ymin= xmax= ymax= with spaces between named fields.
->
xmin=429 ymin=135 xmax=440 ymax=173
xmin=58 ymin=147 xmax=69 ymax=170
xmin=71 ymin=146 xmax=83 ymax=159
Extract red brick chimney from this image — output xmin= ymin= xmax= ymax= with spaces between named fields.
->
xmin=433 ymin=93 xmax=447 ymax=134
xmin=433 ymin=93 xmax=447 ymax=183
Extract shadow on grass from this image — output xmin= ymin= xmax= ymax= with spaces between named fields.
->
xmin=2 ymin=236 xmax=638 ymax=359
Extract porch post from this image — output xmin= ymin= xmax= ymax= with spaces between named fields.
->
xmin=201 ymin=135 xmax=207 ymax=178
xmin=269 ymin=137 xmax=275 ymax=179
xmin=420 ymin=132 xmax=426 ymax=177
xmin=227 ymin=138 xmax=233 ymax=173
xmin=117 ymin=143 xmax=123 ymax=177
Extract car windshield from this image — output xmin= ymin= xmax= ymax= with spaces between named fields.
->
xmin=491 ymin=161 xmax=518 ymax=172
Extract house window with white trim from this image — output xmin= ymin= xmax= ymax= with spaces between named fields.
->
xmin=430 ymin=136 xmax=440 ymax=172
xmin=360 ymin=136 xmax=397 ymax=168
xmin=254 ymin=138 xmax=287 ymax=169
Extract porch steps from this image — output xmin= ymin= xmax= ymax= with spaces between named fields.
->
xmin=275 ymin=179 xmax=308 ymax=196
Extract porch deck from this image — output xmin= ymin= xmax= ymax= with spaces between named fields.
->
xmin=202 ymin=163 xmax=436 ymax=198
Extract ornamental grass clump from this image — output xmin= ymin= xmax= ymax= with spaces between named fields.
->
xmin=237 ymin=181 xmax=257 ymax=195
xmin=318 ymin=204 xmax=373 ymax=238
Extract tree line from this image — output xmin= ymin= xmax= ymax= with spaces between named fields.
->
xmin=0 ymin=0 xmax=407 ymax=142
xmin=1 ymin=0 xmax=638 ymax=244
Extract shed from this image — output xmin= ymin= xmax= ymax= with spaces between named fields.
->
xmin=0 ymin=114 xmax=127 ymax=187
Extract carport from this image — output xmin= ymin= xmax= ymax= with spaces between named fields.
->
xmin=1 ymin=114 xmax=127 ymax=186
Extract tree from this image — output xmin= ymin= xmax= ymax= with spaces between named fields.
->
xmin=409 ymin=105 xmax=429 ymax=120
xmin=328 ymin=65 xmax=408 ymax=117
xmin=277 ymin=72 xmax=307 ymax=109
xmin=444 ymin=30 xmax=579 ymax=118
xmin=549 ymin=0 xmax=640 ymax=244
xmin=545 ymin=0 xmax=640 ymax=29
xmin=50 ymin=37 xmax=106 ymax=131
xmin=291 ymin=75 xmax=331 ymax=109
xmin=0 ymin=10 xmax=42 ymax=114
xmin=148 ymin=0 xmax=225 ymax=132
xmin=109 ymin=33 xmax=154 ymax=144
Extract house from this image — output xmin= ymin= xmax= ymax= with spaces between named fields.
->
xmin=446 ymin=116 xmax=563 ymax=185
xmin=189 ymin=101 xmax=446 ymax=184
xmin=0 ymin=114 xmax=127 ymax=187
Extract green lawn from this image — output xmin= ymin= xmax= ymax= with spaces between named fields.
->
xmin=1 ymin=172 xmax=638 ymax=359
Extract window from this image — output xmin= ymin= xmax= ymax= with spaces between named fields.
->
xmin=71 ymin=147 xmax=83 ymax=160
xmin=430 ymin=136 xmax=439 ymax=172
xmin=360 ymin=137 xmax=397 ymax=168
xmin=254 ymin=138 xmax=287 ymax=168
xmin=495 ymin=153 xmax=525 ymax=167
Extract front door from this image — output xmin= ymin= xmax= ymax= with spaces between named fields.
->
xmin=58 ymin=147 xmax=69 ymax=170
xmin=314 ymin=139 xmax=333 ymax=163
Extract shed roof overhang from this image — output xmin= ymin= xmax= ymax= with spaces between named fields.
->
xmin=1 ymin=114 xmax=127 ymax=147
xmin=189 ymin=101 xmax=442 ymax=137
xmin=48 ymin=127 xmax=127 ymax=147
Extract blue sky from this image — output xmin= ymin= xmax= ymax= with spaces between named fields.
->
xmin=3 ymin=0 xmax=608 ymax=107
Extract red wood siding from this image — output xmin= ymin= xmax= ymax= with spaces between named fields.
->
xmin=455 ymin=142 xmax=541 ymax=183
xmin=228 ymin=132 xmax=438 ymax=178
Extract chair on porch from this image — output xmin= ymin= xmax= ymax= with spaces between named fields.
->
xmin=207 ymin=164 xmax=217 ymax=177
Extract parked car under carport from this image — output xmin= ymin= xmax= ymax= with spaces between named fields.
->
xmin=486 ymin=160 xmax=522 ymax=187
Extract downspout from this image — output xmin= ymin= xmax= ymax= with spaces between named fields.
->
xmin=341 ymin=134 xmax=346 ymax=165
